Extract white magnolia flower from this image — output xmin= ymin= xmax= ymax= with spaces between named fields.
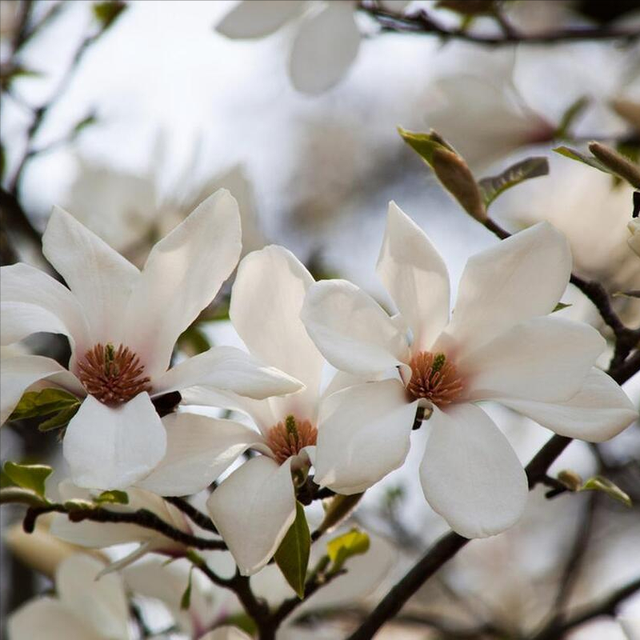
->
xmin=629 ymin=218 xmax=640 ymax=257
xmin=216 ymin=0 xmax=410 ymax=95
xmin=50 ymin=480 xmax=194 ymax=572
xmin=0 ymin=190 xmax=301 ymax=490
xmin=301 ymin=202 xmax=637 ymax=538
xmin=140 ymin=245 xmax=332 ymax=575
xmin=8 ymin=555 xmax=131 ymax=640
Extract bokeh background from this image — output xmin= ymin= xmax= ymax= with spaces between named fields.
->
xmin=1 ymin=1 xmax=640 ymax=638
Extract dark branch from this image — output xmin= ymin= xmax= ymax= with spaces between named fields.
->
xmin=165 ymin=496 xmax=219 ymax=535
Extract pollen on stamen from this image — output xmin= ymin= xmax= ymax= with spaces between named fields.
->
xmin=406 ymin=351 xmax=463 ymax=407
xmin=77 ymin=343 xmax=151 ymax=405
xmin=266 ymin=415 xmax=318 ymax=465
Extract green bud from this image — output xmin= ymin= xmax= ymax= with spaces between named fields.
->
xmin=588 ymin=142 xmax=640 ymax=189
xmin=557 ymin=469 xmax=582 ymax=492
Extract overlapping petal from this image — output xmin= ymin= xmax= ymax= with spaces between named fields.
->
xmin=419 ymin=404 xmax=528 ymax=538
xmin=216 ymin=0 xmax=306 ymax=39
xmin=498 ymin=368 xmax=638 ymax=442
xmin=63 ymin=393 xmax=167 ymax=490
xmin=377 ymin=202 xmax=450 ymax=351
xmin=315 ymin=379 xmax=418 ymax=494
xmin=207 ymin=456 xmax=296 ymax=576
xmin=302 ymin=280 xmax=410 ymax=377
xmin=138 ymin=413 xmax=265 ymax=496
xmin=446 ymin=222 xmax=571 ymax=357
xmin=124 ymin=190 xmax=242 ymax=379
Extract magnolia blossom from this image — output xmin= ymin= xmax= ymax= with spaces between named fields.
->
xmin=216 ymin=0 xmax=410 ymax=95
xmin=301 ymin=203 xmax=637 ymax=538
xmin=140 ymin=245 xmax=336 ymax=575
xmin=8 ymin=555 xmax=131 ymax=640
xmin=0 ymin=191 xmax=301 ymax=489
xmin=629 ymin=218 xmax=640 ymax=258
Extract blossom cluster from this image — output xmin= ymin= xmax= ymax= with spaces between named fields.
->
xmin=1 ymin=188 xmax=636 ymax=586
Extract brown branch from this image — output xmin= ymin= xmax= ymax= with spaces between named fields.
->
xmin=164 ymin=496 xmax=219 ymax=535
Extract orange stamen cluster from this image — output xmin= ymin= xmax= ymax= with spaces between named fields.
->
xmin=78 ymin=343 xmax=151 ymax=405
xmin=266 ymin=415 xmax=318 ymax=465
xmin=406 ymin=351 xmax=463 ymax=407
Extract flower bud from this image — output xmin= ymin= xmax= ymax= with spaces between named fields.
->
xmin=432 ymin=148 xmax=487 ymax=221
xmin=589 ymin=142 xmax=640 ymax=189
xmin=557 ymin=469 xmax=582 ymax=492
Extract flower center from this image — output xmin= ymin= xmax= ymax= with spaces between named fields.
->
xmin=406 ymin=351 xmax=463 ymax=407
xmin=77 ymin=343 xmax=151 ymax=405
xmin=266 ymin=415 xmax=318 ymax=465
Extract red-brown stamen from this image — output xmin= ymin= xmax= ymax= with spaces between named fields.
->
xmin=78 ymin=343 xmax=151 ymax=405
xmin=406 ymin=351 xmax=463 ymax=407
xmin=266 ymin=415 xmax=317 ymax=465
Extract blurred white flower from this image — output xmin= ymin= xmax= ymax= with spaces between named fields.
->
xmin=301 ymin=203 xmax=637 ymax=538
xmin=629 ymin=218 xmax=640 ymax=258
xmin=0 ymin=191 xmax=301 ymax=489
xmin=216 ymin=0 xmax=410 ymax=95
xmin=8 ymin=555 xmax=131 ymax=640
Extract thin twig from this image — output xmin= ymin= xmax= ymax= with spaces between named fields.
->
xmin=165 ymin=496 xmax=219 ymax=535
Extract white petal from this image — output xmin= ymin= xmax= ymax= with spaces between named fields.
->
xmin=124 ymin=190 xmax=242 ymax=379
xmin=153 ymin=346 xmax=303 ymax=399
xmin=302 ymin=280 xmax=410 ymax=378
xmin=377 ymin=202 xmax=450 ymax=351
xmin=461 ymin=316 xmax=605 ymax=404
xmin=0 ymin=355 xmax=83 ymax=425
xmin=216 ymin=0 xmax=306 ymax=39
xmin=230 ymin=245 xmax=324 ymax=394
xmin=420 ymin=404 xmax=528 ymax=538
xmin=0 ymin=263 xmax=90 ymax=354
xmin=56 ymin=555 xmax=129 ymax=640
xmin=289 ymin=1 xmax=361 ymax=94
xmin=499 ymin=368 xmax=638 ymax=442
xmin=206 ymin=456 xmax=296 ymax=576
xmin=446 ymin=222 xmax=571 ymax=357
xmin=200 ymin=628 xmax=253 ymax=640
xmin=628 ymin=219 xmax=640 ymax=256
xmin=138 ymin=412 xmax=265 ymax=496
xmin=315 ymin=379 xmax=417 ymax=494
xmin=42 ymin=206 xmax=139 ymax=346
xmin=379 ymin=0 xmax=411 ymax=10
xmin=63 ymin=393 xmax=167 ymax=490
xmin=8 ymin=597 xmax=103 ymax=640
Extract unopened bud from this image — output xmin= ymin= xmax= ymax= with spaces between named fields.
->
xmin=611 ymin=98 xmax=640 ymax=133
xmin=557 ymin=469 xmax=582 ymax=492
xmin=589 ymin=142 xmax=640 ymax=189
xmin=432 ymin=148 xmax=487 ymax=221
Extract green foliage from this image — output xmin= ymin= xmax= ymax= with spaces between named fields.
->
xmin=180 ymin=567 xmax=194 ymax=610
xmin=225 ymin=614 xmax=258 ymax=637
xmin=478 ymin=157 xmax=549 ymax=207
xmin=95 ymin=490 xmax=129 ymax=505
xmin=2 ymin=462 xmax=52 ymax=498
xmin=9 ymin=388 xmax=81 ymax=432
xmin=178 ymin=324 xmax=212 ymax=356
xmin=552 ymin=302 xmax=572 ymax=313
xmin=581 ymin=476 xmax=632 ymax=508
xmin=554 ymin=146 xmax=610 ymax=173
xmin=93 ymin=1 xmax=127 ymax=29
xmin=274 ymin=502 xmax=311 ymax=598
xmin=0 ymin=487 xmax=49 ymax=507
xmin=326 ymin=528 xmax=370 ymax=573
xmin=397 ymin=127 xmax=455 ymax=165
xmin=435 ymin=0 xmax=497 ymax=15
xmin=555 ymin=96 xmax=589 ymax=138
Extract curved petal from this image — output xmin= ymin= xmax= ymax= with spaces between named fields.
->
xmin=200 ymin=628 xmax=253 ymax=640
xmin=137 ymin=413 xmax=265 ymax=496
xmin=8 ymin=597 xmax=103 ymax=640
xmin=231 ymin=245 xmax=324 ymax=394
xmin=216 ymin=0 xmax=306 ymax=39
xmin=498 ymin=368 xmax=638 ymax=443
xmin=43 ymin=206 xmax=139 ymax=346
xmin=315 ymin=379 xmax=417 ymax=494
xmin=446 ymin=223 xmax=571 ymax=357
xmin=419 ymin=404 xmax=528 ymax=538
xmin=153 ymin=346 xmax=303 ymax=399
xmin=0 ymin=355 xmax=83 ymax=426
xmin=63 ymin=393 xmax=167 ymax=490
xmin=377 ymin=202 xmax=450 ymax=351
xmin=56 ymin=555 xmax=129 ymax=640
xmin=124 ymin=190 xmax=242 ymax=379
xmin=206 ymin=456 xmax=296 ymax=576
xmin=289 ymin=1 xmax=361 ymax=94
xmin=461 ymin=317 xmax=605 ymax=404
xmin=302 ymin=280 xmax=410 ymax=378
xmin=0 ymin=263 xmax=90 ymax=354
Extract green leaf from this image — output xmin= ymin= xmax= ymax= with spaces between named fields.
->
xmin=274 ymin=502 xmax=310 ymax=599
xmin=178 ymin=324 xmax=211 ymax=356
xmin=0 ymin=487 xmax=48 ymax=507
xmin=326 ymin=528 xmax=370 ymax=573
xmin=93 ymin=1 xmax=127 ymax=29
xmin=397 ymin=127 xmax=455 ymax=166
xmin=3 ymin=462 xmax=52 ymax=497
xmin=552 ymin=302 xmax=572 ymax=313
xmin=39 ymin=405 xmax=81 ymax=432
xmin=180 ymin=567 xmax=194 ymax=610
xmin=555 ymin=96 xmax=589 ymax=138
xmin=225 ymin=613 xmax=258 ymax=637
xmin=10 ymin=388 xmax=81 ymax=422
xmin=95 ymin=490 xmax=129 ymax=505
xmin=553 ymin=146 xmax=611 ymax=174
xmin=580 ymin=476 xmax=632 ymax=508
xmin=478 ymin=157 xmax=549 ymax=207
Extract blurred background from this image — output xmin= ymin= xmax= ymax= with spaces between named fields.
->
xmin=1 ymin=1 xmax=640 ymax=638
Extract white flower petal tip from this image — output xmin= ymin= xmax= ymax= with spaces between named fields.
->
xmin=200 ymin=627 xmax=253 ymax=640
xmin=63 ymin=393 xmax=167 ymax=490
xmin=216 ymin=0 xmax=306 ymax=39
xmin=628 ymin=219 xmax=640 ymax=257
xmin=207 ymin=456 xmax=296 ymax=576
xmin=420 ymin=404 xmax=528 ymax=539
